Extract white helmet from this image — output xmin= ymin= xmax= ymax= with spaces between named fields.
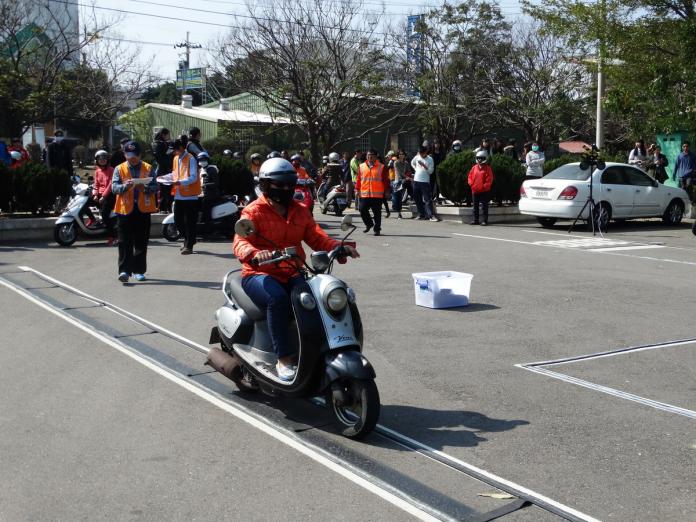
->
xmin=452 ymin=140 xmax=462 ymax=151
xmin=475 ymin=150 xmax=488 ymax=163
xmin=328 ymin=152 xmax=340 ymax=163
xmin=10 ymin=150 xmax=22 ymax=161
xmin=94 ymin=149 xmax=109 ymax=161
xmin=259 ymin=158 xmax=298 ymax=185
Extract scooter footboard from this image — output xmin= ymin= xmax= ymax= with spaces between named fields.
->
xmin=323 ymin=350 xmax=376 ymax=385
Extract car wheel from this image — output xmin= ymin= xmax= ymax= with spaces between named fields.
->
xmin=662 ymin=199 xmax=684 ymax=226
xmin=536 ymin=217 xmax=557 ymax=228
xmin=590 ymin=202 xmax=611 ymax=231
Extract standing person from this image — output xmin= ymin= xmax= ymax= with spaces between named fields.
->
xmin=391 ymin=150 xmax=412 ymax=219
xmin=648 ymin=145 xmax=669 ymax=183
xmin=186 ymin=127 xmax=205 ymax=157
xmin=152 ymin=128 xmax=173 ymax=213
xmin=431 ymin=142 xmax=443 ymax=205
xmin=468 ymin=150 xmax=494 ymax=226
xmin=8 ymin=138 xmax=30 ymax=167
xmin=355 ymin=149 xmax=390 ymax=236
xmin=474 ymin=138 xmax=491 ymax=156
xmin=93 ymin=150 xmax=117 ymax=245
xmin=298 ymin=150 xmax=317 ymax=179
xmin=340 ymin=151 xmax=353 ymax=207
xmin=46 ymin=130 xmax=73 ymax=177
xmin=628 ymin=139 xmax=647 ymax=169
xmin=525 ymin=142 xmax=545 ymax=179
xmin=503 ymin=139 xmax=518 ymax=161
xmin=112 ymin=141 xmax=158 ymax=283
xmin=249 ymin=153 xmax=262 ymax=177
xmin=109 ymin=137 xmax=130 ymax=168
xmin=350 ymin=148 xmax=362 ymax=208
xmin=171 ymin=139 xmax=200 ymax=255
xmin=410 ymin=146 xmax=439 ymax=221
xmin=673 ymin=141 xmax=696 ymax=201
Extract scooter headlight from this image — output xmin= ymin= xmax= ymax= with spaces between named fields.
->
xmin=326 ymin=287 xmax=348 ymax=312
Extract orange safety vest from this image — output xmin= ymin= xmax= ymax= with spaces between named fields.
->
xmin=114 ymin=162 xmax=158 ymax=215
xmin=387 ymin=155 xmax=397 ymax=181
xmin=172 ymin=152 xmax=201 ymax=197
xmin=358 ymin=162 xmax=386 ymax=199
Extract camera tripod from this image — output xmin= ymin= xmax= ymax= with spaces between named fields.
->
xmin=569 ymin=146 xmax=605 ymax=235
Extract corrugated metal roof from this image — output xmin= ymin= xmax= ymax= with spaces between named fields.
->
xmin=145 ymin=103 xmax=290 ymax=125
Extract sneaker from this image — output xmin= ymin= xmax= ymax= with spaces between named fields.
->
xmin=417 ymin=216 xmax=427 ymax=220
xmin=480 ymin=221 xmax=487 ymax=226
xmin=469 ymin=220 xmax=480 ymax=225
xmin=276 ymin=362 xmax=296 ymax=381
xmin=397 ymin=213 xmax=403 ymax=219
xmin=385 ymin=211 xmax=390 ymax=218
xmin=374 ymin=230 xmax=381 ymax=236
xmin=181 ymin=248 xmax=193 ymax=255
xmin=134 ymin=273 xmax=146 ymax=282
xmin=429 ymin=216 xmax=441 ymax=222
xmin=362 ymin=225 xmax=373 ymax=234
xmin=118 ymin=272 xmax=129 ymax=283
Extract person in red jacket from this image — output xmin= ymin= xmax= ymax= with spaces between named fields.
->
xmin=93 ymin=150 xmax=117 ymax=245
xmin=468 ymin=150 xmax=494 ymax=225
xmin=233 ymin=158 xmax=359 ymax=380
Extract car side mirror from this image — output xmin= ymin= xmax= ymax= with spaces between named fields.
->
xmin=340 ymin=214 xmax=353 ymax=231
xmin=234 ymin=218 xmax=255 ymax=238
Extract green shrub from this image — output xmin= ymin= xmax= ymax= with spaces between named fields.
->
xmin=5 ymin=163 xmax=71 ymax=214
xmin=245 ymin=143 xmax=270 ymax=162
xmin=543 ymin=154 xmax=580 ymax=175
xmin=203 ymin=137 xmax=233 ymax=157
xmin=213 ymin=156 xmax=255 ymax=197
xmin=489 ymin=154 xmax=525 ymax=204
xmin=437 ymin=151 xmax=475 ymax=204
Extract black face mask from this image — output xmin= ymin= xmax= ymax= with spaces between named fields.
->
xmin=267 ymin=187 xmax=295 ymax=206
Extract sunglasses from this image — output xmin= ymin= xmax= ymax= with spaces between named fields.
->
xmin=270 ymin=182 xmax=296 ymax=189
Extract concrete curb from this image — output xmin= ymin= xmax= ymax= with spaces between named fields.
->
xmin=0 ymin=214 xmax=168 ymax=243
xmin=412 ymin=204 xmax=535 ymax=224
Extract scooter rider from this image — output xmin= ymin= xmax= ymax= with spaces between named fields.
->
xmin=249 ymin=153 xmax=262 ymax=176
xmin=93 ymin=150 xmax=116 ymax=245
xmin=319 ymin=151 xmax=342 ymax=200
xmin=198 ymin=151 xmax=220 ymax=234
xmin=233 ymin=158 xmax=359 ymax=380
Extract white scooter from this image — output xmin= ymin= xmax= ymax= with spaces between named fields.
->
xmin=206 ymin=215 xmax=380 ymax=439
xmin=318 ymin=182 xmax=348 ymax=216
xmin=54 ymin=177 xmax=114 ymax=246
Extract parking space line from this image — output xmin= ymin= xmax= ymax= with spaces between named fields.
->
xmin=2 ymin=267 xmax=601 ymax=522
xmin=517 ymin=337 xmax=696 ymax=420
xmin=517 ymin=364 xmax=696 ymax=420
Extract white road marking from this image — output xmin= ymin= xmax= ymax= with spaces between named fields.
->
xmin=517 ymin=365 xmax=696 ymax=420
xmin=518 ymin=338 xmax=696 ymax=420
xmin=2 ymin=267 xmax=601 ymax=522
xmin=590 ymin=245 xmax=667 ymax=252
xmin=532 ymin=238 xmax=631 ymax=249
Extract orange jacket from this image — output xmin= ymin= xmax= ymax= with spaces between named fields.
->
xmin=355 ymin=161 xmax=390 ymax=199
xmin=295 ymin=165 xmax=310 ymax=180
xmin=467 ymin=163 xmax=494 ymax=194
xmin=233 ymin=194 xmax=341 ymax=283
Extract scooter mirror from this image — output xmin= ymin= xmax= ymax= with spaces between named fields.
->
xmin=340 ymin=214 xmax=353 ymax=231
xmin=234 ymin=218 xmax=256 ymax=238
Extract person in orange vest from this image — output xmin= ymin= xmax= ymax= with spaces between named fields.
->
xmin=171 ymin=139 xmax=200 ymax=255
xmin=111 ymin=141 xmax=158 ymax=283
xmin=355 ymin=149 xmax=390 ymax=236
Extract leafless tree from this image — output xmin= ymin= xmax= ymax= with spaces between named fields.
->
xmin=218 ymin=0 xmax=415 ymax=161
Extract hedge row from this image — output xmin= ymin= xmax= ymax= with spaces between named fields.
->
xmin=0 ymin=163 xmax=71 ymax=214
xmin=437 ymin=152 xmax=526 ymax=205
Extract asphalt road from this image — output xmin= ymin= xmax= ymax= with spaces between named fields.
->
xmin=1 ymin=212 xmax=695 ymax=521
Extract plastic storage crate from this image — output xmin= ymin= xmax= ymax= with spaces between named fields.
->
xmin=411 ymin=271 xmax=473 ymax=309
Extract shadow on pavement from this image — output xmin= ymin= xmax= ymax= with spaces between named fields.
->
xmin=438 ymin=303 xmax=500 ymax=313
xmin=136 ymin=278 xmax=220 ymax=289
xmin=378 ymin=405 xmax=530 ymax=449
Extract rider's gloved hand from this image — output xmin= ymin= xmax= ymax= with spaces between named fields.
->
xmin=251 ymin=250 xmax=275 ymax=264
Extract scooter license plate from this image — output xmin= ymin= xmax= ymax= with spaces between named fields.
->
xmin=336 ymin=197 xmax=346 ymax=205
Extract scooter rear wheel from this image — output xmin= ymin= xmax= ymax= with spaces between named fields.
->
xmin=54 ymin=222 xmax=78 ymax=246
xmin=326 ymin=378 xmax=380 ymax=439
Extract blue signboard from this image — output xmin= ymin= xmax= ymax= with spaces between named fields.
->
xmin=406 ymin=15 xmax=425 ymax=97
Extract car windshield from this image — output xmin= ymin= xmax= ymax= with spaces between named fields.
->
xmin=545 ymin=163 xmax=591 ymax=181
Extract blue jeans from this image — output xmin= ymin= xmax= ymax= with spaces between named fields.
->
xmin=241 ymin=275 xmax=304 ymax=358
xmin=413 ymin=181 xmax=434 ymax=218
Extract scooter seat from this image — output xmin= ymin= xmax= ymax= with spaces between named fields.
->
xmin=225 ymin=273 xmax=266 ymax=322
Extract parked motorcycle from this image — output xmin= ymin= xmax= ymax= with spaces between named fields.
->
xmin=54 ymin=177 xmax=114 ymax=246
xmin=161 ymin=196 xmax=240 ymax=241
xmin=206 ymin=215 xmax=380 ymax=439
xmin=317 ymin=181 xmax=348 ymax=216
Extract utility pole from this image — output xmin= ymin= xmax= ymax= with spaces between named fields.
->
xmin=595 ymin=0 xmax=607 ymax=149
xmin=174 ymin=32 xmax=202 ymax=95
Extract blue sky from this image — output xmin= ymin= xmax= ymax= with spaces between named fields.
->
xmin=82 ymin=0 xmax=527 ymax=82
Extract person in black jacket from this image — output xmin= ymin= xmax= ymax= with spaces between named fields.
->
xmin=46 ymin=130 xmax=74 ymax=176
xmin=152 ymin=128 xmax=173 ymax=212
xmin=109 ymin=137 xmax=130 ymax=168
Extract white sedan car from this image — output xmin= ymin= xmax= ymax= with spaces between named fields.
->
xmin=519 ymin=162 xmax=690 ymax=229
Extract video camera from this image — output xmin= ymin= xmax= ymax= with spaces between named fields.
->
xmin=579 ymin=144 xmax=605 ymax=171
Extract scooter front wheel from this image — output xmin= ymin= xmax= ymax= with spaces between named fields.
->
xmin=54 ymin=222 xmax=77 ymax=246
xmin=326 ymin=378 xmax=380 ymax=439
xmin=162 ymin=223 xmax=180 ymax=241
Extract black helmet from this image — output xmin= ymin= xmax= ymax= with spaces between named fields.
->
xmin=258 ymin=158 xmax=297 ymax=186
xmin=267 ymin=151 xmax=281 ymax=159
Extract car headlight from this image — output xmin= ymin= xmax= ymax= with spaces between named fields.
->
xmin=326 ymin=288 xmax=348 ymax=312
